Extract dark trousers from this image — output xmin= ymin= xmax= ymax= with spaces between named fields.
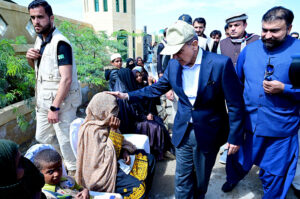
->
xmin=175 ymin=125 xmax=218 ymax=199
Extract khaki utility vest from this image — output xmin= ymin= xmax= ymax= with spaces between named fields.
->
xmin=34 ymin=29 xmax=81 ymax=110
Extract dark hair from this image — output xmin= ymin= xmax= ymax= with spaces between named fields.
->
xmin=193 ymin=17 xmax=206 ymax=27
xmin=210 ymin=30 xmax=222 ymax=38
xmin=136 ymin=56 xmax=144 ymax=64
xmin=224 ymin=24 xmax=229 ymax=31
xmin=262 ymin=6 xmax=294 ymax=27
xmin=28 ymin=0 xmax=53 ymax=17
xmin=132 ymin=70 xmax=141 ymax=78
xmin=33 ymin=149 xmax=62 ymax=170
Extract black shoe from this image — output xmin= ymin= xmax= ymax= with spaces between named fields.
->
xmin=222 ymin=181 xmax=238 ymax=192
xmin=292 ymin=185 xmax=300 ymax=199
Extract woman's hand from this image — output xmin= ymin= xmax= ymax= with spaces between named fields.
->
xmin=109 ymin=116 xmax=120 ymax=132
xmin=76 ymin=188 xmax=89 ymax=199
xmin=147 ymin=113 xmax=154 ymax=120
xmin=123 ymin=150 xmax=131 ymax=165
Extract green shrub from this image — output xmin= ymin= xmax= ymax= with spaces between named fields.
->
xmin=0 ymin=36 xmax=35 ymax=109
xmin=56 ymin=20 xmax=129 ymax=87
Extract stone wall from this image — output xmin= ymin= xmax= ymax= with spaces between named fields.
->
xmin=0 ymin=98 xmax=35 ymax=145
xmin=0 ymin=82 xmax=107 ymax=145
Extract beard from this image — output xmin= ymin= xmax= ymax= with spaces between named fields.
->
xmin=196 ymin=31 xmax=202 ymax=37
xmin=35 ymin=20 xmax=52 ymax=35
xmin=262 ymin=34 xmax=287 ymax=50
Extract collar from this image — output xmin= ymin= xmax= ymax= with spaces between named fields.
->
xmin=42 ymin=177 xmax=68 ymax=192
xmin=38 ymin=27 xmax=56 ymax=43
xmin=104 ymin=65 xmax=119 ymax=70
xmin=182 ymin=47 xmax=203 ymax=69
xmin=43 ymin=183 xmax=56 ymax=192
xmin=230 ymin=32 xmax=255 ymax=43
xmin=201 ymin=34 xmax=207 ymax=39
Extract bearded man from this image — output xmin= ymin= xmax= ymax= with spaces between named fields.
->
xmin=222 ymin=6 xmax=300 ymax=199
xmin=26 ymin=0 xmax=81 ymax=175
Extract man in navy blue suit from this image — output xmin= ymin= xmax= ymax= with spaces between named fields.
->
xmin=109 ymin=20 xmax=245 ymax=199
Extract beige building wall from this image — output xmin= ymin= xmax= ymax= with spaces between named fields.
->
xmin=83 ymin=0 xmax=137 ymax=58
xmin=135 ymin=29 xmax=144 ymax=58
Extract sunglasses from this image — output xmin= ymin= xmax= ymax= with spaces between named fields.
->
xmin=264 ymin=57 xmax=274 ymax=81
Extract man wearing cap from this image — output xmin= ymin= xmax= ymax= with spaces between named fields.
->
xmin=26 ymin=0 xmax=81 ymax=175
xmin=105 ymin=53 xmax=124 ymax=91
xmin=108 ymin=20 xmax=245 ymax=198
xmin=220 ymin=13 xmax=259 ymax=66
xmin=178 ymin=14 xmax=193 ymax=25
xmin=222 ymin=7 xmax=300 ymax=198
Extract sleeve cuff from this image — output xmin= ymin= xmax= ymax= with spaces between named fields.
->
xmin=283 ymin=84 xmax=293 ymax=94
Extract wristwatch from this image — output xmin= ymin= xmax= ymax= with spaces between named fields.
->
xmin=50 ymin=106 xmax=60 ymax=112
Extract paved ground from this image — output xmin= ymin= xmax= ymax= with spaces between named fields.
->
xmin=149 ymin=153 xmax=298 ymax=199
xmin=150 ymin=95 xmax=298 ymax=199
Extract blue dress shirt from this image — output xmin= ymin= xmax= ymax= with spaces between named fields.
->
xmin=182 ymin=48 xmax=203 ymax=106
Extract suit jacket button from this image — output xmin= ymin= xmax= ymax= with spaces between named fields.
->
xmin=192 ymin=108 xmax=195 ymax=111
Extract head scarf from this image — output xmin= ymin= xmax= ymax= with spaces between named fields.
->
xmin=126 ymin=58 xmax=135 ymax=70
xmin=117 ymin=68 xmax=138 ymax=92
xmin=136 ymin=57 xmax=144 ymax=66
xmin=0 ymin=139 xmax=44 ymax=197
xmin=0 ymin=139 xmax=18 ymax=186
xmin=132 ymin=69 xmax=140 ymax=78
xmin=76 ymin=92 xmax=135 ymax=192
xmin=132 ymin=66 xmax=143 ymax=73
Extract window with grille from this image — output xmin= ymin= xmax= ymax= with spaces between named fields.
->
xmin=116 ymin=0 xmax=120 ymax=12
xmin=123 ymin=0 xmax=127 ymax=13
xmin=103 ymin=0 xmax=108 ymax=11
xmin=94 ymin=0 xmax=99 ymax=12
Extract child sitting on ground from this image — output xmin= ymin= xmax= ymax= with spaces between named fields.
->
xmin=33 ymin=149 xmax=90 ymax=199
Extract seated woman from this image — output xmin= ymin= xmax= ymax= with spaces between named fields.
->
xmin=131 ymin=70 xmax=174 ymax=160
xmin=0 ymin=139 xmax=45 ymax=198
xmin=75 ymin=92 xmax=155 ymax=198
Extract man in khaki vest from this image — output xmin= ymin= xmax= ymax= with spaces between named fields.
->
xmin=26 ymin=0 xmax=81 ymax=174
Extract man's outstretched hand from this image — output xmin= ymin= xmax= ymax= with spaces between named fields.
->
xmin=227 ymin=143 xmax=240 ymax=155
xmin=106 ymin=91 xmax=129 ymax=100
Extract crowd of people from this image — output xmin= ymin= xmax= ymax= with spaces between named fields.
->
xmin=0 ymin=0 xmax=299 ymax=199
xmin=109 ymin=5 xmax=300 ymax=199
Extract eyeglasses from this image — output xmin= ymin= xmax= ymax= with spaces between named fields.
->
xmin=264 ymin=57 xmax=274 ymax=81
